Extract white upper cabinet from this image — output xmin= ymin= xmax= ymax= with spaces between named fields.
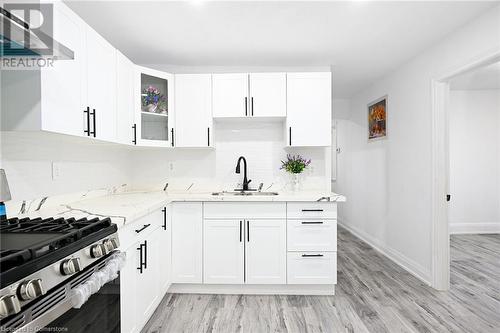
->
xmin=249 ymin=73 xmax=286 ymax=117
xmin=135 ymin=66 xmax=175 ymax=147
xmin=85 ymin=25 xmax=117 ymax=142
xmin=286 ymin=72 xmax=332 ymax=147
xmin=175 ymin=74 xmax=213 ymax=147
xmin=212 ymin=73 xmax=249 ymax=118
xmin=0 ymin=2 xmax=86 ymax=136
xmin=115 ymin=51 xmax=135 ymax=145
xmin=40 ymin=2 xmax=86 ymax=137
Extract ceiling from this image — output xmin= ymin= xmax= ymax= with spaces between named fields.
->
xmin=450 ymin=61 xmax=500 ymax=90
xmin=65 ymin=1 xmax=496 ymax=98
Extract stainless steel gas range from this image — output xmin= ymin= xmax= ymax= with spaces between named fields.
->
xmin=0 ymin=216 xmax=123 ymax=333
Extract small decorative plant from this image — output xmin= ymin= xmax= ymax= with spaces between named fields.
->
xmin=280 ymin=154 xmax=311 ymax=174
xmin=141 ymin=85 xmax=167 ymax=113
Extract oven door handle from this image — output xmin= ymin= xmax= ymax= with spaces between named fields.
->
xmin=70 ymin=252 xmax=125 ymax=309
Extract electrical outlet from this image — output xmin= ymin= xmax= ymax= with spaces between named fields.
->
xmin=169 ymin=162 xmax=174 ymax=171
xmin=52 ymin=162 xmax=61 ymax=180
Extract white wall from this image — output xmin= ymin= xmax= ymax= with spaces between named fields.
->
xmin=448 ymin=90 xmax=500 ymax=234
xmin=0 ymin=132 xmax=132 ymax=201
xmin=335 ymin=5 xmax=500 ymax=284
xmin=130 ymin=121 xmax=330 ymax=192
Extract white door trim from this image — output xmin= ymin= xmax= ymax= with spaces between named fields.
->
xmin=430 ymin=49 xmax=500 ymax=290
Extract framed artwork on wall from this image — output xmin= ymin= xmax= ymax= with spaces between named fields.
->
xmin=368 ymin=96 xmax=387 ymax=140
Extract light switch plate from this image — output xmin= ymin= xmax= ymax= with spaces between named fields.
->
xmin=52 ymin=162 xmax=62 ymax=180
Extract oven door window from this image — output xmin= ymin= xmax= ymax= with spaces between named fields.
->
xmin=44 ymin=275 xmax=120 ymax=333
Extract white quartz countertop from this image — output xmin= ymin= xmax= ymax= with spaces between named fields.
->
xmin=13 ymin=190 xmax=345 ymax=229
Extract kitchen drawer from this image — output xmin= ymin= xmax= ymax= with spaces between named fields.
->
xmin=286 ymin=202 xmax=337 ymax=219
xmin=287 ymin=220 xmax=337 ymax=251
xmin=287 ymin=252 xmax=337 ymax=284
xmin=203 ymin=202 xmax=286 ymax=219
xmin=119 ymin=208 xmax=165 ymax=250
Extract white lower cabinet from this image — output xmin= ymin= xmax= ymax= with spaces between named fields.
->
xmin=203 ymin=219 xmax=244 ymax=284
xmin=120 ymin=207 xmax=170 ymax=333
xmin=245 ymin=219 xmax=286 ymax=284
xmin=287 ymin=252 xmax=337 ymax=284
xmin=171 ymin=202 xmax=203 ymax=283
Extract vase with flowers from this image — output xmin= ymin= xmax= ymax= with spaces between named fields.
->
xmin=280 ymin=154 xmax=311 ymax=191
xmin=141 ymin=85 xmax=168 ymax=114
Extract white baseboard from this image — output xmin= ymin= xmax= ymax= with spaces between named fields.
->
xmin=168 ymin=284 xmax=335 ymax=296
xmin=338 ymin=220 xmax=431 ymax=285
xmin=449 ymin=222 xmax=500 ymax=234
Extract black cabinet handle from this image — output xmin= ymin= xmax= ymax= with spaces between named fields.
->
xmin=239 ymin=220 xmax=242 ymax=242
xmin=247 ymin=220 xmax=250 ymax=242
xmin=171 ymin=128 xmax=174 ymax=147
xmin=162 ymin=207 xmax=167 ymax=230
xmin=137 ymin=242 xmax=145 ymax=273
xmin=143 ymin=240 xmax=148 ymax=269
xmin=83 ymin=107 xmax=90 ymax=136
xmin=132 ymin=124 xmax=137 ymax=145
xmin=301 ymin=221 xmax=324 ymax=224
xmin=302 ymin=209 xmax=324 ymax=212
xmin=289 ymin=127 xmax=292 ymax=146
xmin=90 ymin=108 xmax=96 ymax=137
xmin=245 ymin=97 xmax=248 ymax=116
xmin=302 ymin=254 xmax=324 ymax=257
xmin=251 ymin=97 xmax=254 ymax=116
xmin=135 ymin=224 xmax=151 ymax=233
xmin=207 ymin=127 xmax=210 ymax=147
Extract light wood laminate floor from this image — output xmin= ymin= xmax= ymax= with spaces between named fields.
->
xmin=142 ymin=227 xmax=500 ymax=333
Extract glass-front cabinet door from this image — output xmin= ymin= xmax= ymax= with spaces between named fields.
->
xmin=134 ymin=66 xmax=174 ymax=147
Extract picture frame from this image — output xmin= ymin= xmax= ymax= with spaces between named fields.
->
xmin=368 ymin=95 xmax=387 ymax=141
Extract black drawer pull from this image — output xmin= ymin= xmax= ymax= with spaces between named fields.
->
xmin=132 ymin=124 xmax=137 ymax=145
xmin=301 ymin=209 xmax=324 ymax=212
xmin=162 ymin=207 xmax=167 ymax=230
xmin=83 ymin=107 xmax=90 ymax=136
xmin=302 ymin=254 xmax=324 ymax=257
xmin=135 ymin=224 xmax=151 ymax=233
xmin=301 ymin=221 xmax=323 ymax=224
xmin=137 ymin=242 xmax=145 ymax=273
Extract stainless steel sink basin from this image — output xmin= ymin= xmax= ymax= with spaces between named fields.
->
xmin=211 ymin=191 xmax=279 ymax=196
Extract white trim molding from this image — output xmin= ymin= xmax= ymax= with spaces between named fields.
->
xmin=168 ymin=284 xmax=336 ymax=296
xmin=338 ymin=220 xmax=431 ymax=286
xmin=449 ymin=222 xmax=500 ymax=235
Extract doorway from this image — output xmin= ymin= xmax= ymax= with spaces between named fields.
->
xmin=431 ymin=51 xmax=500 ymax=290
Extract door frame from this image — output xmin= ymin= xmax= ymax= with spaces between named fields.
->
xmin=430 ymin=49 xmax=500 ymax=290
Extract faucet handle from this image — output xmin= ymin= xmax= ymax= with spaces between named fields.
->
xmin=258 ymin=183 xmax=263 ymax=192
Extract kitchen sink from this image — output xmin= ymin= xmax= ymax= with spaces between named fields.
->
xmin=211 ymin=191 xmax=279 ymax=196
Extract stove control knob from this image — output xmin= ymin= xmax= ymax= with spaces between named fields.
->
xmin=60 ymin=258 xmax=82 ymax=275
xmin=0 ymin=295 xmax=21 ymax=319
xmin=90 ymin=244 xmax=107 ymax=258
xmin=18 ymin=279 xmax=46 ymax=301
xmin=103 ymin=238 xmax=119 ymax=252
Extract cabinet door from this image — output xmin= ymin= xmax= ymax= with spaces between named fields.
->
xmin=171 ymin=202 xmax=203 ymax=283
xmin=86 ymin=26 xmax=117 ymax=142
xmin=135 ymin=66 xmax=174 ymax=147
xmin=158 ymin=207 xmax=172 ymax=293
xmin=135 ymin=231 xmax=161 ymax=327
xmin=249 ymin=73 xmax=286 ymax=117
xmin=204 ymin=219 xmax=244 ymax=284
xmin=212 ymin=73 xmax=249 ymax=118
xmin=286 ymin=72 xmax=331 ymax=146
xmin=116 ymin=51 xmax=135 ymax=145
xmin=175 ymin=74 xmax=212 ymax=147
xmin=40 ymin=2 xmax=85 ymax=136
xmin=120 ymin=243 xmax=138 ymax=333
xmin=245 ymin=219 xmax=286 ymax=284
